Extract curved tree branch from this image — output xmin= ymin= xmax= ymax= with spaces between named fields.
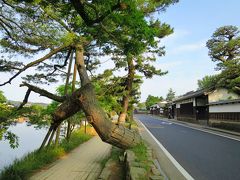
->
xmin=75 ymin=44 xmax=90 ymax=86
xmin=20 ymin=82 xmax=66 ymax=102
xmin=0 ymin=45 xmax=68 ymax=86
xmin=17 ymin=89 xmax=31 ymax=110
xmin=43 ymin=7 xmax=72 ymax=33
xmin=70 ymin=0 xmax=121 ymax=26
xmin=53 ymin=49 xmax=72 ymax=70
xmin=0 ymin=14 xmax=28 ymax=35
xmin=47 ymin=49 xmax=72 ymax=76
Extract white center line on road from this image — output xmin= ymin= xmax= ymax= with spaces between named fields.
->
xmin=138 ymin=120 xmax=195 ymax=180
xmin=151 ymin=116 xmax=240 ymax=142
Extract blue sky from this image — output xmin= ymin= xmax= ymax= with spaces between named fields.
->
xmin=140 ymin=0 xmax=240 ymax=102
xmin=1 ymin=0 xmax=240 ymax=103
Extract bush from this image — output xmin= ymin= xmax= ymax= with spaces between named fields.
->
xmin=131 ymin=142 xmax=151 ymax=172
xmin=131 ymin=142 xmax=148 ymax=162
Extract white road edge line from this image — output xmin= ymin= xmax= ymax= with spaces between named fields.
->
xmin=138 ymin=120 xmax=195 ymax=180
xmin=156 ymin=117 xmax=240 ymax=142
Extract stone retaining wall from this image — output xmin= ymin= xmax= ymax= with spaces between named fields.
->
xmin=125 ymin=148 xmax=165 ymax=180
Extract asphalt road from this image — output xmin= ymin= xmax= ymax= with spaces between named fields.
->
xmin=135 ymin=114 xmax=240 ymax=180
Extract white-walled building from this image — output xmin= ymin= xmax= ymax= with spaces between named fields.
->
xmin=150 ymin=101 xmax=168 ymax=115
xmin=207 ymin=88 xmax=240 ymax=129
xmin=171 ymin=88 xmax=240 ymax=130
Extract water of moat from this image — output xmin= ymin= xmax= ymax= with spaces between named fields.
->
xmin=0 ymin=122 xmax=48 ymax=171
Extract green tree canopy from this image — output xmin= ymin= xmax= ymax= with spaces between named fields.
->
xmin=200 ymin=25 xmax=240 ymax=94
xmin=145 ymin=95 xmax=163 ymax=110
xmin=166 ymin=88 xmax=175 ymax=101
xmin=0 ymin=92 xmax=19 ymax=148
xmin=197 ymin=75 xmax=219 ymax=90
xmin=206 ymin=25 xmax=240 ymax=70
xmin=0 ymin=0 xmax=178 ymax=149
xmin=0 ymin=90 xmax=7 ymax=103
xmin=136 ymin=102 xmax=146 ymax=110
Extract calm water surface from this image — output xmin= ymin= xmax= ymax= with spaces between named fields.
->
xmin=0 ymin=122 xmax=48 ymax=171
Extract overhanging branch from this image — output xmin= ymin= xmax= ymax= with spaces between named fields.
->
xmin=17 ymin=89 xmax=31 ymax=110
xmin=20 ymin=82 xmax=66 ymax=102
xmin=70 ymin=0 xmax=121 ymax=26
xmin=47 ymin=49 xmax=72 ymax=76
xmin=0 ymin=45 xmax=68 ymax=86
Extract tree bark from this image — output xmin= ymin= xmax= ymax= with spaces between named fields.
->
xmin=52 ymin=83 xmax=141 ymax=149
xmin=118 ymin=55 xmax=135 ymax=124
xmin=39 ymin=125 xmax=53 ymax=150
xmin=20 ymin=82 xmax=65 ymax=102
xmin=37 ymin=44 xmax=141 ymax=149
xmin=118 ymin=96 xmax=129 ymax=123
xmin=55 ymin=50 xmax=74 ymax=146
xmin=66 ymin=55 xmax=77 ymax=141
xmin=51 ymin=45 xmax=141 ymax=149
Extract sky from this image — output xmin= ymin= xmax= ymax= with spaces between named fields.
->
xmin=0 ymin=0 xmax=240 ymax=104
xmin=140 ymin=0 xmax=240 ymax=102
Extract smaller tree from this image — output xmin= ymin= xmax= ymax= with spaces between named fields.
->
xmin=197 ymin=75 xmax=219 ymax=90
xmin=136 ymin=102 xmax=146 ymax=110
xmin=202 ymin=25 xmax=240 ymax=94
xmin=0 ymin=92 xmax=18 ymax=148
xmin=166 ymin=88 xmax=175 ymax=102
xmin=0 ymin=90 xmax=7 ymax=103
xmin=206 ymin=25 xmax=240 ymax=70
xmin=0 ymin=91 xmax=10 ymax=120
xmin=217 ymin=64 xmax=240 ymax=94
xmin=145 ymin=95 xmax=163 ymax=110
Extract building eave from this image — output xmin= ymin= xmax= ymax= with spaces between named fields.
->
xmin=173 ymin=89 xmax=208 ymax=102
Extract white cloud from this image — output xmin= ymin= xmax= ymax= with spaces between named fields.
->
xmin=155 ymin=61 xmax=183 ymax=71
xmin=160 ymin=28 xmax=208 ymax=57
xmin=167 ymin=40 xmax=206 ymax=55
xmin=161 ymin=29 xmax=191 ymax=45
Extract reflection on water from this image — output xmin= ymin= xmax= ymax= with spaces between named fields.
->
xmin=0 ymin=122 xmax=48 ymax=171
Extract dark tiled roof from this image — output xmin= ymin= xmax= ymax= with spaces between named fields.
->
xmin=173 ymin=89 xmax=207 ymax=102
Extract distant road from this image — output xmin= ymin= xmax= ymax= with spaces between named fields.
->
xmin=135 ymin=114 xmax=240 ymax=180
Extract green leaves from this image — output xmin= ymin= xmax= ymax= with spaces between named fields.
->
xmin=203 ymin=26 xmax=240 ymax=94
xmin=60 ymin=32 xmax=77 ymax=46
xmin=0 ymin=90 xmax=7 ymax=103
xmin=145 ymin=95 xmax=163 ymax=110
xmin=136 ymin=0 xmax=179 ymax=14
xmin=198 ymin=63 xmax=240 ymax=94
xmin=0 ymin=102 xmax=19 ymax=148
xmin=197 ymin=75 xmax=219 ymax=90
xmin=206 ymin=25 xmax=240 ymax=70
xmin=166 ymin=88 xmax=175 ymax=101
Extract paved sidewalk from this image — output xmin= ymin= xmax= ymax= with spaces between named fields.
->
xmin=30 ymin=136 xmax=111 ymax=180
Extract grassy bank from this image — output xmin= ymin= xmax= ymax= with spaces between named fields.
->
xmin=0 ymin=128 xmax=92 ymax=180
xmin=131 ymin=142 xmax=148 ymax=162
xmin=131 ymin=142 xmax=150 ymax=172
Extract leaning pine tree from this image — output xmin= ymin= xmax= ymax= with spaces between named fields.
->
xmin=0 ymin=0 xmax=178 ymax=149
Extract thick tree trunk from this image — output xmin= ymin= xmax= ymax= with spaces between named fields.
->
xmin=54 ymin=126 xmax=60 ymax=146
xmin=66 ymin=51 xmax=76 ymax=141
xmin=51 ymin=45 xmax=141 ymax=149
xmin=38 ymin=44 xmax=140 ymax=149
xmin=39 ymin=125 xmax=54 ymax=150
xmin=118 ymin=56 xmax=135 ymax=124
xmin=52 ymin=83 xmax=141 ymax=149
xmin=55 ymin=50 xmax=74 ymax=146
xmin=118 ymin=96 xmax=129 ymax=123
